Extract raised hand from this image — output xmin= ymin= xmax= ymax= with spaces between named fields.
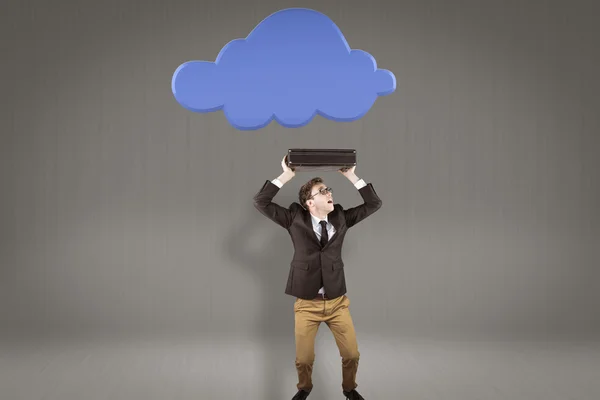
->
xmin=281 ymin=155 xmax=296 ymax=177
xmin=338 ymin=165 xmax=356 ymax=177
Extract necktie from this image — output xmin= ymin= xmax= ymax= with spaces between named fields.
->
xmin=319 ymin=220 xmax=328 ymax=248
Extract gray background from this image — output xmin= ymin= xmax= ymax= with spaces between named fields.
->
xmin=1 ymin=1 xmax=600 ymax=399
xmin=1 ymin=0 xmax=599 ymax=341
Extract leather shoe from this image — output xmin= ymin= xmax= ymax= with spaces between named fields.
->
xmin=292 ymin=389 xmax=310 ymax=400
xmin=343 ymin=389 xmax=365 ymax=400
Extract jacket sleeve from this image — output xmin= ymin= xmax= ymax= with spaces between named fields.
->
xmin=342 ymin=183 xmax=383 ymax=228
xmin=253 ymin=180 xmax=297 ymax=229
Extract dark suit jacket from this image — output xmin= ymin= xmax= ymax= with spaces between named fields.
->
xmin=253 ymin=180 xmax=382 ymax=299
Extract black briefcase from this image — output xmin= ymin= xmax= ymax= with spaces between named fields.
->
xmin=286 ymin=148 xmax=357 ymax=171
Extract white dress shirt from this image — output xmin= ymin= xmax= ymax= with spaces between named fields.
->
xmin=270 ymin=178 xmax=367 ymax=295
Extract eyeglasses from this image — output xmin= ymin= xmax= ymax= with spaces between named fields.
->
xmin=308 ymin=187 xmax=332 ymax=200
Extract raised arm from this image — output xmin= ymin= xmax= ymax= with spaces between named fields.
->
xmin=253 ymin=155 xmax=298 ymax=229
xmin=338 ymin=166 xmax=382 ymax=228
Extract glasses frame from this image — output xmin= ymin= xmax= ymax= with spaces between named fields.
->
xmin=307 ymin=187 xmax=333 ymax=201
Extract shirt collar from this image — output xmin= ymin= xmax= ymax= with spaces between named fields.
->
xmin=310 ymin=213 xmax=328 ymax=225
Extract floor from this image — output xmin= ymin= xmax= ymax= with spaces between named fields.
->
xmin=1 ymin=333 xmax=599 ymax=400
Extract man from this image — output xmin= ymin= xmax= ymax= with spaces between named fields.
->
xmin=253 ymin=154 xmax=382 ymax=400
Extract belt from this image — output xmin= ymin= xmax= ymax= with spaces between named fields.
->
xmin=312 ymin=292 xmax=329 ymax=300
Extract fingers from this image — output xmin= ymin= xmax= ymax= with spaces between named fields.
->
xmin=282 ymin=154 xmax=295 ymax=174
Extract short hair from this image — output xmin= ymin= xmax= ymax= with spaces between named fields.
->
xmin=298 ymin=177 xmax=324 ymax=208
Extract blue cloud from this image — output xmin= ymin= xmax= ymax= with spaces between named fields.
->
xmin=171 ymin=8 xmax=396 ymax=130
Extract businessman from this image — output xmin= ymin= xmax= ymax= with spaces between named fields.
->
xmin=253 ymin=155 xmax=382 ymax=400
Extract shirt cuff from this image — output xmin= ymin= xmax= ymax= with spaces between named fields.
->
xmin=271 ymin=179 xmax=283 ymax=188
xmin=354 ymin=179 xmax=367 ymax=189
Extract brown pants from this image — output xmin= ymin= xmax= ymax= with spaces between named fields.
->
xmin=293 ymin=294 xmax=360 ymax=393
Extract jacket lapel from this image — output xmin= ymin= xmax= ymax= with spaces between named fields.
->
xmin=303 ymin=210 xmax=320 ymax=246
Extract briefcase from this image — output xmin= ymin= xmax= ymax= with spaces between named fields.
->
xmin=286 ymin=148 xmax=357 ymax=171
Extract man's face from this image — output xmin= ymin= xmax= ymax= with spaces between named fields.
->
xmin=307 ymin=183 xmax=334 ymax=213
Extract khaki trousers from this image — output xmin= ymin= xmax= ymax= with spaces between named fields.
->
xmin=293 ymin=294 xmax=360 ymax=393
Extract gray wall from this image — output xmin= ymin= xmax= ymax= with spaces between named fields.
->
xmin=1 ymin=0 xmax=599 ymax=341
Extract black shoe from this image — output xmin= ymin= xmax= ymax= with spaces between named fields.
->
xmin=292 ymin=389 xmax=310 ymax=400
xmin=343 ymin=389 xmax=365 ymax=400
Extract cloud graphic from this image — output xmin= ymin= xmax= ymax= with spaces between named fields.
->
xmin=171 ymin=8 xmax=396 ymax=130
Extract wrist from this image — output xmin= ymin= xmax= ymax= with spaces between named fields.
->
xmin=278 ymin=171 xmax=294 ymax=184
xmin=347 ymin=173 xmax=360 ymax=184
